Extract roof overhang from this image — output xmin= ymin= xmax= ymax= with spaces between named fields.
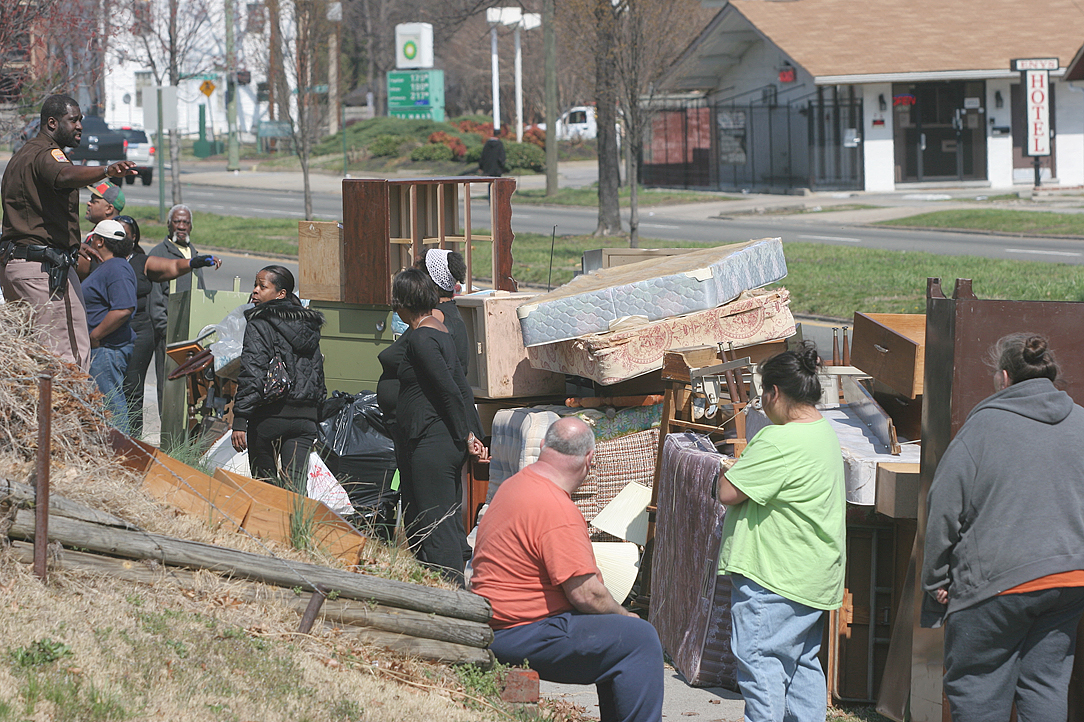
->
xmin=1065 ymin=43 xmax=1084 ymax=81
xmin=658 ymin=6 xmax=768 ymax=93
xmin=815 ymin=68 xmax=1067 ymax=85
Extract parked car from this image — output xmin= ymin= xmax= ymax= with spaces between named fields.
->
xmin=66 ymin=116 xmax=127 ymax=168
xmin=114 ymin=126 xmax=154 ymax=186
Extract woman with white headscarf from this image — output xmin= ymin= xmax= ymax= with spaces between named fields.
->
xmin=417 ymin=248 xmax=469 ymax=371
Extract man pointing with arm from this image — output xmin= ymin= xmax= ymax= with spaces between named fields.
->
xmin=471 ymin=417 xmax=664 ymax=722
xmin=0 ymin=94 xmax=136 ymax=369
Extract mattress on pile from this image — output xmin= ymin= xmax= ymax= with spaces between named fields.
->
xmin=649 ymin=432 xmax=739 ymax=690
xmin=527 ymin=288 xmax=795 ymax=384
xmin=823 ymin=407 xmax=921 ymax=505
xmin=516 ymin=237 xmax=786 ymax=347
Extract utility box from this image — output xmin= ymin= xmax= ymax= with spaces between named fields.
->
xmin=308 ymin=300 xmax=395 ymax=396
xmin=161 ymin=275 xmax=251 ymax=448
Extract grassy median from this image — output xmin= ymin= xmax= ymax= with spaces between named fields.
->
xmin=878 ymin=208 xmax=1084 ymax=236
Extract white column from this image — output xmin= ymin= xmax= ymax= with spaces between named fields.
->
xmin=491 ymin=25 xmax=501 ymax=131
xmin=514 ymin=24 xmax=523 ymax=142
xmin=862 ymin=83 xmax=895 ymax=192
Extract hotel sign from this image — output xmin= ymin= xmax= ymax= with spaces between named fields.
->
xmin=1013 ymin=58 xmax=1056 ymax=157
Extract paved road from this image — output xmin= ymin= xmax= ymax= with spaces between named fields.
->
xmin=112 ymin=174 xmax=1084 ymax=266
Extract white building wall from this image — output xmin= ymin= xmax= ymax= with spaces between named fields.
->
xmin=705 ymin=40 xmax=816 ymax=106
xmin=985 ymin=78 xmax=1015 ymax=189
xmin=861 ymin=83 xmax=894 ymax=191
xmin=1055 ymin=79 xmax=1084 ymax=187
xmin=100 ymin=0 xmax=275 ymax=144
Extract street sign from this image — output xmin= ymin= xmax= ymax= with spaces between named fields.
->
xmin=200 ymin=80 xmax=216 ymax=97
xmin=257 ymin=120 xmax=292 ymax=138
xmin=387 ymin=69 xmax=444 ymax=108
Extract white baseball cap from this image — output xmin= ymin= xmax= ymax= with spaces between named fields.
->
xmin=92 ymin=219 xmax=126 ymax=241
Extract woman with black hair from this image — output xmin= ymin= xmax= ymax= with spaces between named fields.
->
xmin=714 ymin=340 xmax=845 ymax=721
xmin=391 ymin=268 xmax=486 ymax=586
xmin=923 ymin=334 xmax=1084 ymax=722
xmin=231 ymin=265 xmax=326 ymax=492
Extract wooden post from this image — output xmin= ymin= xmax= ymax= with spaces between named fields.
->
xmin=34 ymin=374 xmax=51 ymax=581
xmin=298 ymin=584 xmax=328 ymax=634
xmin=464 ymin=183 xmax=473 ymax=291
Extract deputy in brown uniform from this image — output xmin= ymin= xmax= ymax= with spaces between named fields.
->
xmin=0 ymin=94 xmax=136 ymax=370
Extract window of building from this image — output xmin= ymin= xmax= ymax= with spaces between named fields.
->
xmin=134 ymin=71 xmax=153 ymax=108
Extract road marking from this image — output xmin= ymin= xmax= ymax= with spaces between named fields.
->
xmin=1005 ymin=248 xmax=1082 ymax=258
xmin=798 ymin=234 xmax=862 ymax=243
xmin=640 ymin=223 xmax=682 ymax=229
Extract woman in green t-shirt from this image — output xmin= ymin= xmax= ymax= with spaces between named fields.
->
xmin=715 ymin=341 xmax=847 ymax=722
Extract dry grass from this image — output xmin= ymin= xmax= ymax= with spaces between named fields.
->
xmin=0 ymin=301 xmax=515 ymax=720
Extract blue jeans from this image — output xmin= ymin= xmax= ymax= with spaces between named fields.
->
xmin=730 ymin=574 xmax=826 ymax=722
xmin=490 ymin=611 xmax=664 ymax=722
xmin=90 ymin=343 xmax=133 ymax=435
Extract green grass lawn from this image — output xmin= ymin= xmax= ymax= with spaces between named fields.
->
xmin=122 ymin=204 xmax=315 ymax=256
xmin=105 ymin=209 xmax=1084 ymax=320
xmin=878 ymin=208 xmax=1084 ymax=236
xmin=513 ymin=185 xmax=737 ymax=207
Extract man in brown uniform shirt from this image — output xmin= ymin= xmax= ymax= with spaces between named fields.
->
xmin=0 ymin=94 xmax=135 ymax=370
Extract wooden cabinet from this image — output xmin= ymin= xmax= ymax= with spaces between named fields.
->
xmin=336 ymin=177 xmax=518 ymax=305
xmin=455 ymin=291 xmax=565 ymax=399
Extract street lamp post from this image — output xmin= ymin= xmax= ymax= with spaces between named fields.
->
xmin=514 ymin=13 xmax=541 ymax=142
xmin=487 ymin=8 xmax=540 ymax=140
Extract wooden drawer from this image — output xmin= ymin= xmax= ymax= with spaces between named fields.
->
xmin=456 ymin=292 xmax=565 ymax=399
xmin=849 ymin=312 xmax=925 ymax=398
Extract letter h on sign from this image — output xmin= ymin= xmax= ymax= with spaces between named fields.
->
xmin=1024 ymin=69 xmax=1051 ymax=156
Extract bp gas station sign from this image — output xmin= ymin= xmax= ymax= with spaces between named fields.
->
xmin=387 ymin=69 xmax=445 ymax=122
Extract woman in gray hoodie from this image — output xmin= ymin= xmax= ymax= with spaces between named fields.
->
xmin=923 ymin=333 xmax=1084 ymax=722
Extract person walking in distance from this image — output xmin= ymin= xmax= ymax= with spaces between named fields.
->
xmin=0 ymin=94 xmax=136 ymax=369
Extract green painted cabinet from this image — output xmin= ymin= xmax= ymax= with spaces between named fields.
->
xmin=308 ymin=300 xmax=395 ymax=395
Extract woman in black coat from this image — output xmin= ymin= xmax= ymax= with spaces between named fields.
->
xmin=392 ymin=268 xmax=486 ymax=586
xmin=231 ymin=265 xmax=326 ymax=492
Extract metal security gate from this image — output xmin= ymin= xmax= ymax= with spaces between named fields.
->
xmin=643 ymin=87 xmax=864 ymax=192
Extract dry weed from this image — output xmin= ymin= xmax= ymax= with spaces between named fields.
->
xmin=0 ymin=301 xmax=501 ymax=720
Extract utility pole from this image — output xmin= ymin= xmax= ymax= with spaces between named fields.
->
xmin=225 ymin=0 xmax=240 ymax=170
xmin=543 ymin=0 xmax=557 ymax=196
xmin=327 ymin=1 xmax=342 ymax=135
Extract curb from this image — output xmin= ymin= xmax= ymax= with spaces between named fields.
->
xmin=860 ymin=222 xmax=1084 ymax=242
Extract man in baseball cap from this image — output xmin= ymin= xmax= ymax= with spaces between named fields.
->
xmin=85 ymin=180 xmax=125 ymax=224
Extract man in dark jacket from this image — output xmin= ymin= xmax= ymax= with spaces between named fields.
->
xmin=145 ymin=204 xmax=218 ymax=402
xmin=479 ymin=135 xmax=509 ymax=177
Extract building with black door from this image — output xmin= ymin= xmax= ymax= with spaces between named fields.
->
xmin=649 ymin=0 xmax=1084 ymax=193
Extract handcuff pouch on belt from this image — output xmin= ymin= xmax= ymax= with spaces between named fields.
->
xmin=0 ymin=241 xmax=79 ymax=298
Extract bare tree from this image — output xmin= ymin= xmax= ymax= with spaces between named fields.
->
xmin=1 ymin=0 xmax=107 ymax=137
xmin=122 ymin=0 xmax=217 ymax=204
xmin=612 ymin=0 xmax=702 ymax=247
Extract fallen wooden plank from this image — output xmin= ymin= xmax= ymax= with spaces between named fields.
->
xmin=7 ymin=509 xmax=491 ymax=623
xmin=329 ymin=623 xmax=494 ymax=668
xmin=5 ymin=541 xmax=493 ymax=648
xmin=0 ymin=478 xmax=140 ymax=530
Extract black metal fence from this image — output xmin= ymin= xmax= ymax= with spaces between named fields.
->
xmin=642 ymin=89 xmax=864 ymax=192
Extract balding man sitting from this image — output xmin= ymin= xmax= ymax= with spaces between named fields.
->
xmin=471 ymin=417 xmax=664 ymax=722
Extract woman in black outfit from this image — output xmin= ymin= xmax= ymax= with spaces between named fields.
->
xmin=231 ymin=265 xmax=326 ymax=492
xmin=417 ymin=248 xmax=469 ymax=371
xmin=391 ymin=268 xmax=486 ymax=585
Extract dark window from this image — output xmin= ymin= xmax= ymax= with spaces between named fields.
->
xmin=568 ymin=110 xmax=587 ymax=125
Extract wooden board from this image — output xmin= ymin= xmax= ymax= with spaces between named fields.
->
xmin=850 ymin=312 xmax=925 ymax=399
xmin=213 ymin=469 xmax=366 ymax=565
xmin=298 ymin=221 xmax=345 ymax=301
xmin=875 ymin=462 xmax=920 ymax=519
xmin=112 ymin=431 xmax=251 ymax=530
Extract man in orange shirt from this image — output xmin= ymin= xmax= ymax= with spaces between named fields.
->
xmin=471 ymin=417 xmax=664 ymax=722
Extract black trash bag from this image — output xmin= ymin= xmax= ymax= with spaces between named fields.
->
xmin=318 ymin=391 xmax=398 ymax=539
